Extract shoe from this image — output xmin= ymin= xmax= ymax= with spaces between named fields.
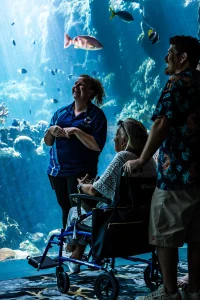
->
xmin=177 ymin=274 xmax=189 ymax=288
xmin=67 ymin=261 xmax=80 ymax=273
xmin=135 ymin=285 xmax=181 ymax=300
xmin=181 ymin=287 xmax=200 ymax=300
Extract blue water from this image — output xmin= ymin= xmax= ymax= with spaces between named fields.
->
xmin=0 ymin=0 xmax=198 ymax=266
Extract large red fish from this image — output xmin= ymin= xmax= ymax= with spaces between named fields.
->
xmin=64 ymin=33 xmax=103 ymax=51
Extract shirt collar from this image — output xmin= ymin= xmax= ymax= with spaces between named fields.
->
xmin=67 ymin=101 xmax=93 ymax=115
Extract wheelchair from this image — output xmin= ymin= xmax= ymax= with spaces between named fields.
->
xmin=27 ymin=172 xmax=162 ymax=300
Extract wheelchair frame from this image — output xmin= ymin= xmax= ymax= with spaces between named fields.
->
xmin=27 ymin=175 xmax=162 ymax=300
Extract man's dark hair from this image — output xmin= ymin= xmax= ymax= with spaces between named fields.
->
xmin=170 ymin=35 xmax=200 ymax=67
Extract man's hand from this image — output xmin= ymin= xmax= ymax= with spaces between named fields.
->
xmin=63 ymin=127 xmax=78 ymax=138
xmin=49 ymin=125 xmax=65 ymax=138
xmin=123 ymin=158 xmax=144 ymax=174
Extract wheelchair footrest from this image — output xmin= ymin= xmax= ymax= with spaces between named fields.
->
xmin=27 ymin=256 xmax=58 ymax=269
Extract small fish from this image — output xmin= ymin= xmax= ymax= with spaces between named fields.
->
xmin=54 ymin=68 xmax=58 ymax=73
xmin=109 ymin=7 xmax=134 ymax=23
xmin=68 ymin=74 xmax=74 ymax=79
xmin=91 ymin=70 xmax=97 ymax=76
xmin=29 ymin=108 xmax=31 ymax=114
xmin=11 ymin=21 xmax=15 ymax=26
xmin=51 ymin=70 xmax=56 ymax=75
xmin=12 ymin=39 xmax=16 ymax=46
xmin=148 ymin=29 xmax=160 ymax=44
xmin=18 ymin=68 xmax=27 ymax=74
xmin=57 ymin=88 xmax=60 ymax=92
xmin=64 ymin=34 xmax=103 ymax=51
xmin=33 ymin=41 xmax=36 ymax=44
xmin=51 ymin=98 xmax=58 ymax=104
xmin=40 ymin=81 xmax=45 ymax=86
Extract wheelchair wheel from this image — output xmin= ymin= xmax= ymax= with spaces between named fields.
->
xmin=144 ymin=264 xmax=163 ymax=291
xmin=94 ymin=272 xmax=119 ymax=300
xmin=57 ymin=271 xmax=70 ymax=293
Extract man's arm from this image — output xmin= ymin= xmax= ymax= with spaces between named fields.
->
xmin=124 ymin=116 xmax=169 ymax=173
xmin=140 ymin=116 xmax=169 ymax=164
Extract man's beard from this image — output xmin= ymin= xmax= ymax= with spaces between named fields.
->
xmin=164 ymin=66 xmax=173 ymax=75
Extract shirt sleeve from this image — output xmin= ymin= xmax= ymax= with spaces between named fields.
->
xmin=92 ymin=111 xmax=107 ymax=151
xmin=151 ymin=77 xmax=187 ymax=124
xmin=93 ymin=151 xmax=137 ymax=202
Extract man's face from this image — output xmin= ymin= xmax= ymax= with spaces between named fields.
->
xmin=164 ymin=44 xmax=182 ymax=75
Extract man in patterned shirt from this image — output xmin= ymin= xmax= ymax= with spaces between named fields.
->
xmin=124 ymin=36 xmax=200 ymax=300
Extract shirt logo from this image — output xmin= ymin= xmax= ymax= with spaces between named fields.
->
xmin=84 ymin=117 xmax=92 ymax=124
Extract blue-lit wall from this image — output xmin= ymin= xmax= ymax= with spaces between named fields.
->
xmin=0 ymin=0 xmax=198 ymax=259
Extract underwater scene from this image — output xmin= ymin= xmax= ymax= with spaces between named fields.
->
xmin=0 ymin=0 xmax=199 ymax=263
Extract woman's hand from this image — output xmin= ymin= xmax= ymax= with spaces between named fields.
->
xmin=77 ymin=174 xmax=89 ymax=185
xmin=123 ymin=158 xmax=144 ymax=174
xmin=49 ymin=126 xmax=65 ymax=138
xmin=63 ymin=127 xmax=78 ymax=138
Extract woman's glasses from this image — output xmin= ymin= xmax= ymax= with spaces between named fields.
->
xmin=117 ymin=120 xmax=128 ymax=138
xmin=117 ymin=120 xmax=148 ymax=137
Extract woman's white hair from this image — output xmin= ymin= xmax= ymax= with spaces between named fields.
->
xmin=118 ymin=118 xmax=148 ymax=154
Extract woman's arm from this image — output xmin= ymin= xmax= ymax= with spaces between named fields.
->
xmin=44 ymin=125 xmax=65 ymax=146
xmin=79 ymin=183 xmax=100 ymax=196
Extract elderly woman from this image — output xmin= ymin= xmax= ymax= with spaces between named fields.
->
xmin=44 ymin=75 xmax=107 ymax=230
xmin=66 ymin=118 xmax=157 ymax=273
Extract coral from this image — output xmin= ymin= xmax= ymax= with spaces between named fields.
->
xmin=116 ymin=99 xmax=156 ymax=130
xmin=0 ymin=103 xmax=9 ymax=124
xmin=13 ymin=136 xmax=36 ymax=156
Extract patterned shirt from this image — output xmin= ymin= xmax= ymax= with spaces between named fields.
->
xmin=93 ymin=151 xmax=156 ymax=206
xmin=152 ymin=70 xmax=200 ymax=190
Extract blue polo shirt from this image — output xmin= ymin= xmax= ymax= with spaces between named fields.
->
xmin=47 ymin=101 xmax=107 ymax=177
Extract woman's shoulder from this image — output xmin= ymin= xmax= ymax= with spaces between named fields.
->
xmin=90 ymin=103 xmax=107 ymax=119
xmin=115 ymin=151 xmax=137 ymax=161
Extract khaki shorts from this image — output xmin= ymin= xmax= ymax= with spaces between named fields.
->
xmin=149 ymin=186 xmax=200 ymax=247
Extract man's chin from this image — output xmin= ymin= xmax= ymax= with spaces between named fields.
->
xmin=164 ymin=67 xmax=171 ymax=75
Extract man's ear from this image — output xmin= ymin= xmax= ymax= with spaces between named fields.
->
xmin=180 ymin=52 xmax=187 ymax=64
xmin=89 ymin=90 xmax=95 ymax=99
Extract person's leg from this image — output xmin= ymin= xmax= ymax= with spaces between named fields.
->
xmin=70 ymin=243 xmax=87 ymax=260
xmin=50 ymin=176 xmax=71 ymax=229
xmin=66 ymin=173 xmax=81 ymax=207
xmin=187 ymin=243 xmax=200 ymax=293
xmin=184 ymin=190 xmax=200 ymax=294
xmin=157 ymin=246 xmax=179 ymax=294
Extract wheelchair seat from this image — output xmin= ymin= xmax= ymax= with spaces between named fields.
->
xmin=92 ymin=175 xmax=157 ymax=258
xmin=70 ymin=171 xmax=156 ymax=259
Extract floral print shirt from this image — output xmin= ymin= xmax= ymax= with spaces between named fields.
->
xmin=152 ymin=70 xmax=200 ymax=190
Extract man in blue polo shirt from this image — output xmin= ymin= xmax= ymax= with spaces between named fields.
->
xmin=44 ymin=75 xmax=107 ymax=229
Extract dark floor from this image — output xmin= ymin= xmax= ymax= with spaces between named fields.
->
xmin=0 ymin=246 xmax=187 ymax=281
